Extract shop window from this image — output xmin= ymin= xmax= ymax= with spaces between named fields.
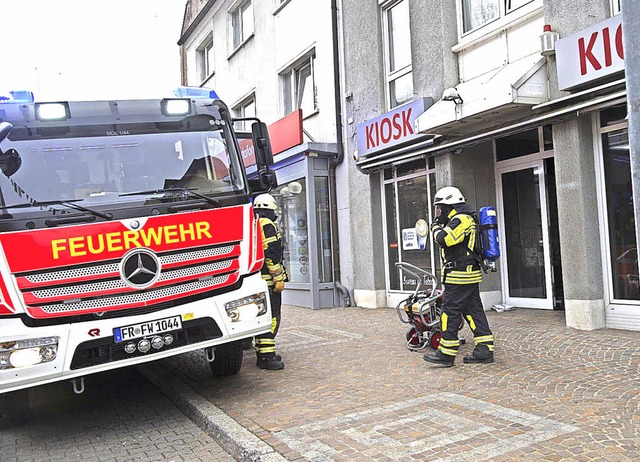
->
xmin=383 ymin=0 xmax=413 ymax=108
xmin=229 ymin=0 xmax=254 ymax=52
xmin=599 ymin=107 xmax=636 ymax=300
xmin=315 ymin=177 xmax=333 ymax=283
xmin=383 ymin=159 xmax=437 ymax=292
xmin=542 ymin=125 xmax=554 ymax=152
xmin=495 ymin=128 xmax=540 ymax=161
xmin=275 ymin=179 xmax=310 ymax=284
xmin=385 ymin=182 xmax=400 ymax=290
xmin=281 ymin=53 xmax=317 ymax=117
xmin=232 ymin=96 xmax=256 ymax=131
xmin=197 ymin=35 xmax=214 ymax=84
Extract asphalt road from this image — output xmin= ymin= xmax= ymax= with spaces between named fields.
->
xmin=0 ymin=367 xmax=234 ymax=462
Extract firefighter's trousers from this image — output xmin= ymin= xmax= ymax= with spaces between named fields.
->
xmin=437 ymin=283 xmax=494 ymax=359
xmin=255 ymin=289 xmax=282 ymax=359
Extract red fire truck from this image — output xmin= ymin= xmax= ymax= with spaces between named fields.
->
xmin=0 ymin=88 xmax=277 ymax=426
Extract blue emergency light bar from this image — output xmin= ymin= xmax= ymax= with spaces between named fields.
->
xmin=0 ymin=90 xmax=35 ymax=104
xmin=173 ymin=86 xmax=219 ymax=100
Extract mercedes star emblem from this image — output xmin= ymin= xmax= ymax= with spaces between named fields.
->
xmin=120 ymin=248 xmax=161 ymax=289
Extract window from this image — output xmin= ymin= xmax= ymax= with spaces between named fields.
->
xmin=460 ymin=0 xmax=535 ymax=35
xmin=281 ymin=54 xmax=317 ymax=116
xmin=598 ymin=105 xmax=636 ymax=300
xmin=383 ymin=159 xmax=439 ymax=292
xmin=505 ymin=0 xmax=531 ymax=12
xmin=230 ymin=0 xmax=254 ymax=51
xmin=233 ymin=96 xmax=255 ymax=131
xmin=383 ymin=0 xmax=413 ymax=109
xmin=274 ymin=179 xmax=310 ymax=284
xmin=461 ymin=0 xmax=499 ymax=33
xmin=197 ymin=35 xmax=214 ymax=83
xmin=611 ymin=0 xmax=621 ymax=15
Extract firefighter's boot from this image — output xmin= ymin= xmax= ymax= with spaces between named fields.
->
xmin=463 ymin=344 xmax=494 ymax=364
xmin=257 ymin=355 xmax=285 ymax=370
xmin=422 ymin=351 xmax=454 ymax=367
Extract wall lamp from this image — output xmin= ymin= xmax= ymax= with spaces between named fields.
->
xmin=441 ymin=87 xmax=464 ymax=105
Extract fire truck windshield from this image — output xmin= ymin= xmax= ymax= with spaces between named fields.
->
xmin=0 ymin=112 xmax=246 ymax=227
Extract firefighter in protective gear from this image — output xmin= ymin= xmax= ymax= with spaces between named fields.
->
xmin=253 ymin=193 xmax=288 ymax=370
xmin=423 ymin=186 xmax=495 ymax=367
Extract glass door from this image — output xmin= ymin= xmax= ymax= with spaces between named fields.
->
xmin=497 ymin=160 xmax=554 ymax=309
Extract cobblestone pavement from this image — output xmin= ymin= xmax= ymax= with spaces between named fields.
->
xmin=0 ymin=367 xmax=234 ymax=462
xmin=156 ymin=306 xmax=640 ymax=462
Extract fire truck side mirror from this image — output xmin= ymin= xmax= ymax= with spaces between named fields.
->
xmin=0 ymin=149 xmax=22 ymax=177
xmin=251 ymin=122 xmax=274 ymax=167
xmin=0 ymin=122 xmax=12 ymax=143
xmin=0 ymin=122 xmax=22 ymax=177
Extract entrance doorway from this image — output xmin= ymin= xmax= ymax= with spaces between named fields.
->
xmin=495 ymin=128 xmax=564 ymax=310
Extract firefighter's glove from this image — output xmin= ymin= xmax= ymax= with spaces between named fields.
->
xmin=433 ymin=213 xmax=447 ymax=225
xmin=430 ymin=221 xmax=442 ymax=233
xmin=273 ymin=281 xmax=285 ymax=293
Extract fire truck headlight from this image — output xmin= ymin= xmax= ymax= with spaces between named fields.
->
xmin=224 ymin=293 xmax=268 ymax=322
xmin=0 ymin=337 xmax=59 ymax=370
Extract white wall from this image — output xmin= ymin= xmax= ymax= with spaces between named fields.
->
xmin=182 ymin=0 xmax=337 ymax=143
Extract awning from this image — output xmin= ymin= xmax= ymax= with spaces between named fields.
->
xmin=415 ymin=56 xmax=549 ymax=138
xmin=356 ymin=85 xmax=626 ymax=173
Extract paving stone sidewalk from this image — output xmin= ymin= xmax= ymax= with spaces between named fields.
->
xmin=156 ymin=306 xmax=640 ymax=461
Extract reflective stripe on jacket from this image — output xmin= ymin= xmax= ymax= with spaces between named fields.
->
xmin=431 ymin=208 xmax=482 ymax=285
xmin=259 ymin=216 xmax=288 ymax=286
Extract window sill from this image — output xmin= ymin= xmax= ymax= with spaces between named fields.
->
xmin=273 ymin=0 xmax=292 ymax=15
xmin=227 ymin=33 xmax=254 ymax=60
xmin=200 ymin=73 xmax=215 ymax=87
xmin=452 ymin=4 xmax=542 ymax=54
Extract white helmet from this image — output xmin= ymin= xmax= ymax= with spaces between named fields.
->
xmin=254 ymin=193 xmax=278 ymax=210
xmin=433 ymin=186 xmax=465 ymax=205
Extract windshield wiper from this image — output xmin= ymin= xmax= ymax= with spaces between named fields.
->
xmin=119 ymin=188 xmax=220 ymax=206
xmin=0 ymin=199 xmax=113 ymax=220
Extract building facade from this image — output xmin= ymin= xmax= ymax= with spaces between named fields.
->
xmin=177 ymin=0 xmax=348 ymax=308
xmin=341 ymin=0 xmax=638 ymax=331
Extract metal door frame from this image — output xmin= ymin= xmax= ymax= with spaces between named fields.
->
xmin=496 ymin=152 xmax=554 ymax=309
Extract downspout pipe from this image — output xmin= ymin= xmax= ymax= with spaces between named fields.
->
xmin=330 ymin=0 xmax=351 ymax=307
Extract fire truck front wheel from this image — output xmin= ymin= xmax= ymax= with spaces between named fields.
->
xmin=209 ymin=340 xmax=244 ymax=377
xmin=0 ymin=389 xmax=29 ymax=428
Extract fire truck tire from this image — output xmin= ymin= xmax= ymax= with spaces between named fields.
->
xmin=209 ymin=340 xmax=244 ymax=377
xmin=0 ymin=389 xmax=29 ymax=428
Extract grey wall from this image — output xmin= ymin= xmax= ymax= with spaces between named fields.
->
xmin=552 ymin=115 xmax=605 ymax=329
xmin=435 ymin=143 xmax=501 ymax=293
xmin=340 ymin=0 xmax=455 ymax=305
xmin=544 ymin=0 xmax=612 ymax=99
xmin=339 ymin=0 xmax=386 ymax=304
xmin=411 ymin=0 xmax=459 ymax=97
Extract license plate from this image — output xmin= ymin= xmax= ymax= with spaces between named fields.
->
xmin=113 ymin=315 xmax=182 ymax=343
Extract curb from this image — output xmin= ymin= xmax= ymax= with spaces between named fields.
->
xmin=138 ymin=363 xmax=287 ymax=462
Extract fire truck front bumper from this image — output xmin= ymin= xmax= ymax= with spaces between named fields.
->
xmin=0 ymin=272 xmax=271 ymax=394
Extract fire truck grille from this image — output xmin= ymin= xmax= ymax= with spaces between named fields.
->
xmin=22 ymin=245 xmax=235 ymax=284
xmin=30 ymin=260 xmax=233 ymax=299
xmin=16 ymin=244 xmax=240 ymax=318
xmin=70 ymin=317 xmax=223 ymax=370
xmin=40 ymin=274 xmax=231 ymax=314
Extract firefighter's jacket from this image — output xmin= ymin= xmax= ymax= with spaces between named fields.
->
xmin=430 ymin=204 xmax=482 ymax=285
xmin=258 ymin=213 xmax=288 ymax=287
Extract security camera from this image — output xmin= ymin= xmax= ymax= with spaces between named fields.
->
xmin=441 ymin=87 xmax=464 ymax=104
